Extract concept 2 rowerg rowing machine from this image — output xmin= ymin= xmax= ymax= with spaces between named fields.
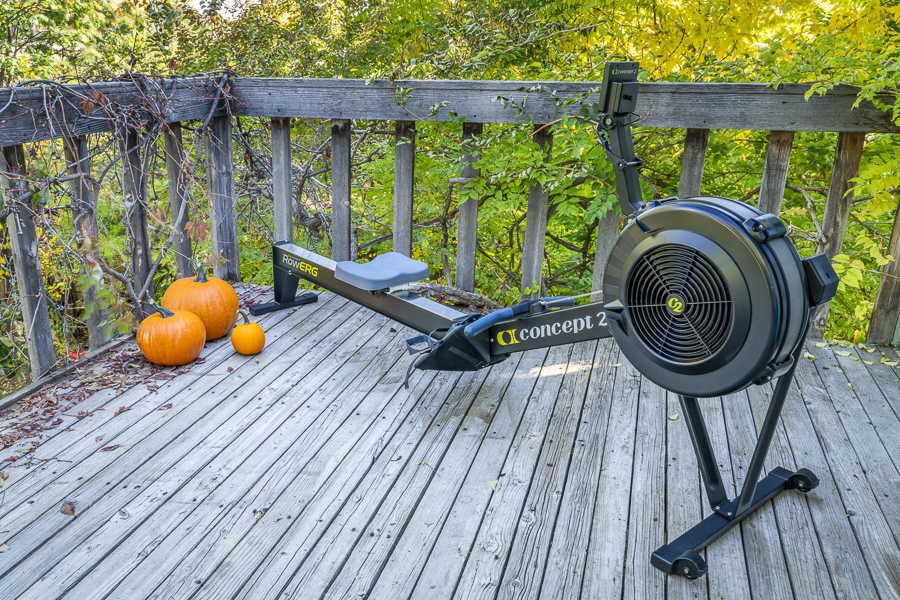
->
xmin=251 ymin=62 xmax=840 ymax=580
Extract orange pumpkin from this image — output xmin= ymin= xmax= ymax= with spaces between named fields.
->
xmin=162 ymin=265 xmax=239 ymax=340
xmin=231 ymin=310 xmax=265 ymax=355
xmin=136 ymin=304 xmax=206 ymax=366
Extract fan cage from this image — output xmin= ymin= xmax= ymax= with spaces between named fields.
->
xmin=627 ymin=245 xmax=733 ymax=363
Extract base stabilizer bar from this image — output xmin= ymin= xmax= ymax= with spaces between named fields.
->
xmin=650 ymin=465 xmax=818 ymax=579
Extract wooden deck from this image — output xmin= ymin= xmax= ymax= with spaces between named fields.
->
xmin=1 ymin=291 xmax=899 ymax=600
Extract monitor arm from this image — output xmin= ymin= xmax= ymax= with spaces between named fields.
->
xmin=595 ymin=62 xmax=644 ymax=215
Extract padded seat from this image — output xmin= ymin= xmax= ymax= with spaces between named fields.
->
xmin=334 ymin=252 xmax=430 ymax=291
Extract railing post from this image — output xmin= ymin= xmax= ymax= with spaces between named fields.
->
xmin=64 ymin=136 xmax=109 ymax=350
xmin=811 ymin=132 xmax=865 ymax=338
xmin=520 ymin=124 xmax=553 ymax=299
xmin=591 ymin=207 xmax=620 ymax=301
xmin=121 ymin=129 xmax=154 ymax=317
xmin=164 ymin=123 xmax=194 ymax=278
xmin=1 ymin=145 xmax=56 ymax=379
xmin=678 ymin=129 xmax=709 ymax=198
xmin=331 ymin=119 xmax=352 ymax=262
xmin=456 ymin=122 xmax=482 ymax=291
xmin=393 ymin=121 xmax=415 ymax=257
xmin=867 ymin=208 xmax=900 ymax=345
xmin=272 ymin=117 xmax=294 ymax=244
xmin=205 ymin=115 xmax=241 ymax=282
xmin=757 ymin=130 xmax=795 ymax=216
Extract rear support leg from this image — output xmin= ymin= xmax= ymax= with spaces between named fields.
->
xmin=651 ymin=343 xmax=818 ymax=579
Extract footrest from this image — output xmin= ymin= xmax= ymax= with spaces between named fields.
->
xmin=334 ymin=252 xmax=430 ymax=291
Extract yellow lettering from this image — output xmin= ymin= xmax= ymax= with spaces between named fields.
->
xmin=668 ymin=297 xmax=683 ymax=313
xmin=496 ymin=329 xmax=520 ymax=346
xmin=299 ymin=262 xmax=318 ymax=277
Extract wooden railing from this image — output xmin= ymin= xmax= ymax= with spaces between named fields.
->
xmin=2 ymin=77 xmax=899 ymax=380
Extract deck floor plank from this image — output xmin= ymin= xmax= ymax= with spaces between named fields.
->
xmin=744 ymin=383 xmax=838 ymax=600
xmin=722 ymin=390 xmax=796 ymax=600
xmin=664 ymin=391 xmax=709 ymax=600
xmin=0 ymin=297 xmax=308 ymax=492
xmin=380 ymin=347 xmax=544 ymax=600
xmin=448 ymin=346 xmax=570 ymax=600
xmin=622 ymin=370 xmax=666 ymax=600
xmin=234 ymin=369 xmax=493 ymax=600
xmin=699 ymin=395 xmax=751 ymax=600
xmin=580 ymin=354 xmax=641 ymax=600
xmin=0 ymin=304 xmax=382 ymax=597
xmin=495 ymin=341 xmax=597 ymax=600
xmin=43 ymin=318 xmax=411 ymax=600
xmin=535 ymin=339 xmax=620 ymax=600
xmin=2 ymin=301 xmax=897 ymax=600
xmin=791 ymin=352 xmax=886 ymax=600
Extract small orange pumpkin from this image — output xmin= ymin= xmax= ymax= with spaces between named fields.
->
xmin=162 ymin=264 xmax=239 ymax=340
xmin=231 ymin=310 xmax=265 ymax=355
xmin=136 ymin=304 xmax=206 ymax=366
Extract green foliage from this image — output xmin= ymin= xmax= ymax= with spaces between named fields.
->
xmin=2 ymin=0 xmax=900 ymax=356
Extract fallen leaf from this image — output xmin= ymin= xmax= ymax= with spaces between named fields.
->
xmin=113 ymin=406 xmax=131 ymax=417
xmin=804 ymin=352 xmax=816 ymax=361
xmin=158 ymin=403 xmax=172 ymax=411
xmin=851 ymin=356 xmax=859 ymax=361
xmin=0 ymin=544 xmax=8 ymax=552
xmin=866 ymin=348 xmax=876 ymax=353
xmin=612 ymin=363 xmax=622 ymax=368
xmin=814 ymin=342 xmax=827 ymax=348
xmin=668 ymin=414 xmax=679 ymax=421
xmin=864 ymin=360 xmax=874 ymax=365
xmin=887 ymin=362 xmax=899 ymax=367
xmin=834 ymin=350 xmax=852 ymax=357
xmin=101 ymin=445 xmax=121 ymax=452
xmin=60 ymin=501 xmax=76 ymax=516
xmin=95 ymin=435 xmax=104 ymax=443
xmin=227 ymin=367 xmax=234 ymax=373
xmin=490 ymin=480 xmax=498 ymax=491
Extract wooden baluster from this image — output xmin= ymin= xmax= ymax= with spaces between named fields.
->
xmin=590 ymin=207 xmax=620 ymax=301
xmin=331 ymin=119 xmax=352 ymax=262
xmin=456 ymin=122 xmax=482 ymax=292
xmin=678 ymin=129 xmax=710 ymax=198
xmin=164 ymin=123 xmax=194 ymax=278
xmin=63 ymin=136 xmax=109 ymax=350
xmin=271 ymin=117 xmax=294 ymax=244
xmin=867 ymin=208 xmax=900 ymax=345
xmin=520 ymin=124 xmax=553 ymax=299
xmin=811 ymin=132 xmax=865 ymax=338
xmin=121 ymin=129 xmax=154 ymax=317
xmin=1 ymin=144 xmax=56 ymax=379
xmin=758 ymin=131 xmax=795 ymax=215
xmin=205 ymin=115 xmax=240 ymax=282
xmin=393 ymin=121 xmax=415 ymax=257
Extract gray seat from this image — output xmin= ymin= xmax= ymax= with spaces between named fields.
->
xmin=334 ymin=252 xmax=430 ymax=290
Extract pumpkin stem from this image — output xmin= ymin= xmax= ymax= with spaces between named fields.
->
xmin=147 ymin=298 xmax=176 ymax=319
xmin=237 ymin=310 xmax=252 ymax=325
xmin=194 ymin=263 xmax=209 ymax=284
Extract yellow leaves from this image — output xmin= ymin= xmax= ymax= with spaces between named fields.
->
xmin=804 ymin=352 xmax=817 ymax=361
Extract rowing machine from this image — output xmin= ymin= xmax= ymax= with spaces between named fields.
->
xmin=255 ymin=62 xmax=839 ymax=580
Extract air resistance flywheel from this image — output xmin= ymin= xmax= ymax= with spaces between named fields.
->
xmin=603 ymin=196 xmax=811 ymax=398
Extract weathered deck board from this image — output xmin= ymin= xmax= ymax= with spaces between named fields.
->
xmin=1 ymin=301 xmax=899 ymax=600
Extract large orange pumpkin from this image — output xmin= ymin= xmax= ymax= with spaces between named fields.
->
xmin=162 ymin=265 xmax=239 ymax=340
xmin=136 ymin=304 xmax=206 ymax=366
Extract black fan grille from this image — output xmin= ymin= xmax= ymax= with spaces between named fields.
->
xmin=627 ymin=245 xmax=733 ymax=362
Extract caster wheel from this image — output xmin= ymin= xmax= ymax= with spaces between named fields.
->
xmin=788 ymin=468 xmax=819 ymax=493
xmin=673 ymin=551 xmax=708 ymax=580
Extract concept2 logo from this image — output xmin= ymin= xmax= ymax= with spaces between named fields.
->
xmin=282 ymin=254 xmax=318 ymax=277
xmin=495 ymin=311 xmax=608 ymax=346
xmin=666 ymin=294 xmax=685 ymax=315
